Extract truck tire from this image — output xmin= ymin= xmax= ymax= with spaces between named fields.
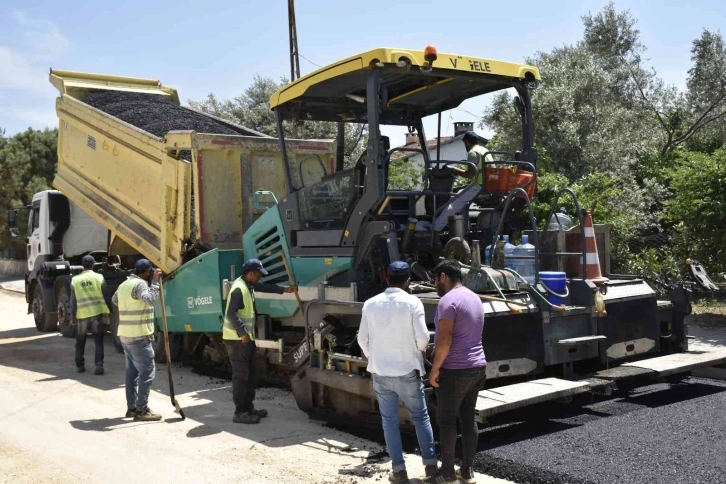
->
xmin=57 ymin=286 xmax=77 ymax=338
xmin=153 ymin=328 xmax=182 ymax=363
xmin=110 ymin=310 xmax=124 ymax=354
xmin=32 ymin=284 xmax=58 ymax=332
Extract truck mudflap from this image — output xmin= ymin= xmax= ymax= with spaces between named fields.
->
xmin=474 ymin=349 xmax=726 ymax=423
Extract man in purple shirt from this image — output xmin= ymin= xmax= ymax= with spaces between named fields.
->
xmin=424 ymin=259 xmax=487 ymax=484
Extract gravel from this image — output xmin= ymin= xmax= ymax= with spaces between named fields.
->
xmin=473 ymin=378 xmax=726 ymax=484
xmin=83 ymin=90 xmax=244 ymax=138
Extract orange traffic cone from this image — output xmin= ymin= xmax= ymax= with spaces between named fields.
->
xmin=583 ymin=210 xmax=608 ymax=284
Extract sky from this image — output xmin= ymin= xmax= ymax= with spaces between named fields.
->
xmin=0 ymin=0 xmax=724 ymax=146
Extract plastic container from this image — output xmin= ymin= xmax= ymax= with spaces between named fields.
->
xmin=547 ymin=207 xmax=573 ymax=231
xmin=502 ymin=235 xmax=516 ymax=270
xmin=539 ymin=271 xmax=568 ymax=306
xmin=512 ymin=235 xmax=536 ymax=284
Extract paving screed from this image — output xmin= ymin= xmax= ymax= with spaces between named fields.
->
xmin=472 ymin=377 xmax=726 ymax=484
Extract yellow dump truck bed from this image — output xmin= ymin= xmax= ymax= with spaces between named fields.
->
xmin=50 ymin=69 xmax=336 ymax=273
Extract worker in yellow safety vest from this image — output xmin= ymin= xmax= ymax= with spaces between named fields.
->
xmin=224 ymin=258 xmax=297 ymax=424
xmin=70 ymin=254 xmax=110 ymax=375
xmin=461 ymin=131 xmax=493 ymax=185
xmin=112 ymin=259 xmax=163 ymax=422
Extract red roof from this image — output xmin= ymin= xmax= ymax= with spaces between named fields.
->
xmin=390 ymin=135 xmax=461 ymax=160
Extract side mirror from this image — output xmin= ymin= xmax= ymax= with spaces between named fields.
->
xmin=253 ymin=190 xmax=279 ymax=211
xmin=7 ymin=210 xmax=19 ymax=239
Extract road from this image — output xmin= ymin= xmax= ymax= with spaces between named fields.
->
xmin=0 ymin=287 xmax=513 ymax=484
xmin=470 ymin=309 xmax=726 ymax=484
xmin=4 ymin=279 xmax=726 ymax=484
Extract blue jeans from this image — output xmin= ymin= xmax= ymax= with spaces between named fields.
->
xmin=372 ymin=370 xmax=437 ymax=472
xmin=120 ymin=336 xmax=155 ymax=411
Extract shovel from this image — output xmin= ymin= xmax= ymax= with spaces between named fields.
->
xmin=280 ymin=251 xmax=305 ymax=317
xmin=158 ymin=278 xmax=186 ymax=420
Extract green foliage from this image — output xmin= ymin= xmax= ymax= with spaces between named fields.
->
xmin=0 ymin=128 xmax=58 ymax=255
xmin=387 ymin=158 xmax=424 ymax=191
xmin=188 ymin=76 xmax=366 ymax=166
xmin=664 ymin=149 xmax=726 ymax=273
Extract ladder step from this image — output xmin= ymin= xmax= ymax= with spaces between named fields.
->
xmin=475 ymin=378 xmax=590 ymax=421
xmin=622 ymin=349 xmax=726 ymax=377
xmin=556 ymin=335 xmax=607 ymax=345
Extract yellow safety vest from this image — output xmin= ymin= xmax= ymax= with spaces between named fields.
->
xmin=116 ymin=275 xmax=155 ymax=338
xmin=223 ymin=278 xmax=255 ymax=341
xmin=470 ymin=145 xmax=493 ymax=185
xmin=71 ymin=271 xmax=109 ymax=320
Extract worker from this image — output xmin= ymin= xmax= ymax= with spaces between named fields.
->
xmin=461 ymin=130 xmax=493 ymax=185
xmin=425 ymin=259 xmax=487 ymax=484
xmin=224 ymin=259 xmax=297 ymax=424
xmin=112 ymin=259 xmax=163 ymax=422
xmin=70 ymin=254 xmax=110 ymax=375
xmin=357 ymin=261 xmax=438 ymax=483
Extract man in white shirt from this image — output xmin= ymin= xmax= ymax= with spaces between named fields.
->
xmin=358 ymin=261 xmax=438 ymax=483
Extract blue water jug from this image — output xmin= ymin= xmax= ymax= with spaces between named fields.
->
xmin=512 ymin=235 xmax=536 ymax=284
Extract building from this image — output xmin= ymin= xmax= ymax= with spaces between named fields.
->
xmin=388 ymin=122 xmax=483 ymax=214
xmin=392 ymin=121 xmax=475 ymax=167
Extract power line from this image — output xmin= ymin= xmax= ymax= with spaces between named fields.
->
xmin=456 ymin=107 xmax=481 ymax=120
xmin=300 ymin=53 xmax=322 ymax=68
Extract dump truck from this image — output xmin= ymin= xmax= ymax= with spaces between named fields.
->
xmin=9 ymin=69 xmax=337 ymax=358
xmin=237 ymin=46 xmax=726 ymax=426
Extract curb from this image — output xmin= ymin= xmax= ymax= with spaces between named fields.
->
xmin=0 ymin=283 xmax=24 ymax=295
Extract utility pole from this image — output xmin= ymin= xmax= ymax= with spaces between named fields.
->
xmin=288 ymin=0 xmax=301 ymax=82
xmin=288 ymin=0 xmax=303 ymax=138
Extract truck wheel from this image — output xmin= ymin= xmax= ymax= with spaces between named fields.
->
xmin=153 ymin=328 xmax=183 ymax=363
xmin=57 ymin=286 xmax=77 ymax=338
xmin=32 ymin=284 xmax=57 ymax=332
xmin=110 ymin=310 xmax=124 ymax=354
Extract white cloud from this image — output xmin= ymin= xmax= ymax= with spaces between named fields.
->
xmin=12 ymin=107 xmax=59 ymax=129
xmin=0 ymin=12 xmax=69 ymax=97
xmin=14 ymin=11 xmax=70 ymax=62
xmin=0 ymin=46 xmax=51 ymax=94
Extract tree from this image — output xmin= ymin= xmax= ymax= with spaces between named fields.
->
xmin=664 ymin=149 xmax=726 ymax=273
xmin=683 ymin=29 xmax=726 ymax=153
xmin=0 ymin=128 xmax=58 ymax=255
xmin=189 ymin=75 xmax=366 ymax=166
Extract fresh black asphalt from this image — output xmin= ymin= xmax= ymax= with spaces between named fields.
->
xmin=473 ymin=377 xmax=726 ymax=484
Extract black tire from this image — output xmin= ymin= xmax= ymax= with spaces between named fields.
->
xmin=57 ymin=286 xmax=77 ymax=338
xmin=110 ymin=310 xmax=124 ymax=354
xmin=153 ymin=327 xmax=183 ymax=363
xmin=32 ymin=284 xmax=57 ymax=332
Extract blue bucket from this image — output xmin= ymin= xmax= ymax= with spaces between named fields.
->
xmin=539 ymin=271 xmax=568 ymax=306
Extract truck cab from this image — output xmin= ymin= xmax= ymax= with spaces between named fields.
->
xmin=10 ymin=190 xmax=107 ymax=332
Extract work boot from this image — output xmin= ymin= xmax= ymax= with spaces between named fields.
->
xmin=388 ymin=470 xmax=408 ymax=483
xmin=233 ymin=412 xmax=261 ymax=424
xmin=249 ymin=408 xmax=268 ymax=418
xmin=456 ymin=467 xmax=477 ymax=484
xmin=77 ymin=366 xmax=86 ymax=373
xmin=425 ymin=465 xmax=438 ymax=477
xmin=125 ymin=408 xmax=137 ymax=418
xmin=94 ymin=365 xmax=104 ymax=375
xmin=422 ymin=471 xmax=457 ymax=484
xmin=134 ymin=408 xmax=162 ymax=422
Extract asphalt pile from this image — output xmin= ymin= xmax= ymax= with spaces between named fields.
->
xmin=473 ymin=378 xmax=726 ymax=484
xmin=83 ymin=90 xmax=242 ymax=138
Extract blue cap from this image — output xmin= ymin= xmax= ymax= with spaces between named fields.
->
xmin=386 ymin=261 xmax=410 ymax=277
xmin=462 ymin=131 xmax=479 ymax=143
xmin=242 ymin=258 xmax=269 ymax=276
xmin=135 ymin=259 xmax=153 ymax=272
xmin=81 ymin=254 xmax=96 ymax=268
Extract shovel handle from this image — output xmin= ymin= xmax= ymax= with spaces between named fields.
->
xmin=280 ymin=251 xmax=305 ymax=316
